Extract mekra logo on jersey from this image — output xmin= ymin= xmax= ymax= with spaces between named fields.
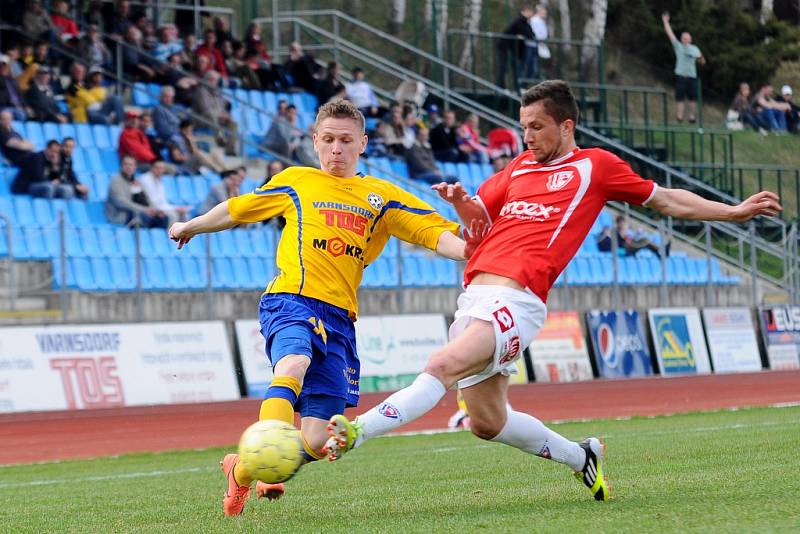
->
xmin=546 ymin=170 xmax=574 ymax=191
xmin=367 ymin=192 xmax=384 ymax=211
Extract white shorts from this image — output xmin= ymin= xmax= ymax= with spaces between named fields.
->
xmin=450 ymin=285 xmax=547 ymax=389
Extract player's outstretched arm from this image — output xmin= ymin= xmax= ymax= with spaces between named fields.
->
xmin=168 ymin=200 xmax=237 ymax=249
xmin=648 ymin=188 xmax=782 ymax=223
xmin=432 ymin=182 xmax=490 ymax=228
xmin=435 ymin=219 xmax=489 ymax=261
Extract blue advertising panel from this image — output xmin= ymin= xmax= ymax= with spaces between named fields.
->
xmin=648 ymin=308 xmax=712 ymax=376
xmin=757 ymin=306 xmax=800 ymax=370
xmin=586 ymin=310 xmax=653 ymax=378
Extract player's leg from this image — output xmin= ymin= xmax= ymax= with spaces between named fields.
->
xmin=462 ymin=370 xmax=610 ymax=501
xmin=324 ymin=318 xmax=497 ymax=458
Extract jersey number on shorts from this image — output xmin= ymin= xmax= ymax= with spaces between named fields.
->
xmin=308 ymin=316 xmax=328 ymax=343
xmin=492 ymin=306 xmax=515 ymax=333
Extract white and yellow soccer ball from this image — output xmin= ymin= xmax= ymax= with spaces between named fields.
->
xmin=237 ymin=420 xmax=304 ymax=484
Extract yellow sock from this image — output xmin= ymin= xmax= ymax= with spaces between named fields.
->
xmin=233 ymin=461 xmax=253 ymax=486
xmin=258 ymin=375 xmax=302 ymax=424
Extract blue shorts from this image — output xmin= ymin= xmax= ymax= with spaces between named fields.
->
xmin=259 ymin=293 xmax=360 ymax=417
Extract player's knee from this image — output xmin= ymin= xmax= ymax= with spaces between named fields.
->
xmin=274 ymin=354 xmax=311 ymax=381
xmin=301 ymin=429 xmax=327 ymax=455
xmin=423 ymin=353 xmax=458 ymax=388
xmin=469 ymin=417 xmax=503 ymax=441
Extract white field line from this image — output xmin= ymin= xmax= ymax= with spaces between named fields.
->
xmin=0 ymin=466 xmax=210 ymax=490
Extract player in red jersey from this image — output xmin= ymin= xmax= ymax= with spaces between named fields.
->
xmin=322 ymin=80 xmax=781 ymax=500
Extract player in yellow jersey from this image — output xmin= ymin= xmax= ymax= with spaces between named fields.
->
xmin=168 ymin=99 xmax=485 ymax=516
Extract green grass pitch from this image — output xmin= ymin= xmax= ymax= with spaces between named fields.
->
xmin=1 ymin=406 xmax=799 ymax=533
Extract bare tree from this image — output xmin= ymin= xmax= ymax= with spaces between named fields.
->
xmin=760 ymin=0 xmax=774 ymax=23
xmin=556 ymin=0 xmax=572 ymax=50
xmin=389 ymin=0 xmax=407 ymax=35
xmin=424 ymin=0 xmax=449 ymax=57
xmin=343 ymin=0 xmax=362 ymax=16
xmin=581 ymin=0 xmax=607 ymax=79
xmin=458 ymin=0 xmax=483 ymax=71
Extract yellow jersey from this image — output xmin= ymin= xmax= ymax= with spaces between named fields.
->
xmin=227 ymin=167 xmax=459 ymax=318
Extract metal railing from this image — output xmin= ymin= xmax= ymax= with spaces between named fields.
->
xmin=100 ymin=0 xmax=238 ymax=39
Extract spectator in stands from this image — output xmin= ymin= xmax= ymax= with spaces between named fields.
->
xmin=753 ymin=83 xmax=790 ymax=133
xmin=197 ymin=167 xmax=244 ymax=215
xmin=317 ymin=61 xmax=346 ymax=105
xmin=193 ymin=70 xmax=239 ymax=155
xmin=0 ymin=110 xmax=35 ymax=166
xmin=138 ymin=159 xmax=190 ymax=225
xmin=4 ymin=45 xmax=24 ymax=79
xmin=182 ymin=34 xmax=198 ymax=64
xmin=228 ymin=44 xmax=259 ymax=89
xmin=729 ymin=82 xmax=768 ymax=133
xmin=196 ymin=29 xmax=228 ymax=79
xmin=153 ymin=24 xmax=184 ymax=64
xmin=295 ymin=124 xmax=319 ymax=167
xmin=50 ymin=0 xmax=78 ymax=40
xmin=168 ymin=118 xmax=225 ymax=174
xmin=119 ymin=110 xmax=158 ymax=168
xmin=423 ymin=103 xmax=442 ymax=128
xmin=492 ymin=155 xmax=510 ymax=173
xmin=495 ymin=6 xmax=535 ymax=89
xmin=405 ymin=127 xmax=456 ymax=185
xmin=139 ymin=111 xmax=171 ymax=163
xmin=384 ymin=105 xmax=407 ymax=157
xmin=285 ymin=41 xmax=319 ymax=93
xmin=0 ymin=54 xmax=31 ymax=120
xmin=262 ymin=103 xmax=302 ymax=159
xmin=366 ymin=120 xmax=388 ymax=158
xmin=122 ymin=26 xmax=157 ymax=81
xmin=25 ymin=66 xmax=68 ymax=123
xmin=60 ymin=137 xmax=89 ymax=199
xmin=526 ymin=5 xmax=549 ymax=79
xmin=106 ymin=154 xmax=169 ymax=228
xmin=345 ymin=67 xmax=383 ymax=117
xmin=597 ymin=215 xmax=668 ymax=258
xmin=262 ymin=160 xmax=285 ymax=186
xmin=17 ymin=41 xmax=50 ymax=93
xmin=662 ymin=12 xmax=705 ymax=123
xmin=778 ymin=85 xmax=800 ymax=134
xmin=401 ymin=105 xmax=419 ymax=149
xmin=78 ymin=24 xmax=112 ymax=69
xmin=153 ymin=85 xmax=185 ymax=143
xmin=11 ymin=139 xmax=76 ymax=198
xmin=22 ymin=0 xmax=55 ymax=42
xmin=430 ymin=109 xmax=462 ymax=162
xmin=213 ymin=16 xmax=234 ymax=47
xmin=66 ymin=64 xmax=124 ymax=124
xmin=457 ymin=113 xmax=489 ymax=164
xmin=106 ymin=0 xmax=131 ymax=37
xmin=162 ymin=53 xmax=198 ymax=106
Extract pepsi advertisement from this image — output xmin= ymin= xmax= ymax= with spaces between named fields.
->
xmin=586 ymin=310 xmax=653 ymax=378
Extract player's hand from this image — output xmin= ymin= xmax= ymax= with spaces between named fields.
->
xmin=463 ymin=218 xmax=489 ymax=260
xmin=662 ymin=12 xmax=670 ymax=23
xmin=730 ymin=191 xmax=782 ymax=222
xmin=432 ymin=181 xmax=471 ymax=205
xmin=168 ymin=222 xmax=193 ymax=249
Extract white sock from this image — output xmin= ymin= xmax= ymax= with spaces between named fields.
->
xmin=357 ymin=372 xmax=447 ymax=443
xmin=492 ymin=408 xmax=586 ymax=471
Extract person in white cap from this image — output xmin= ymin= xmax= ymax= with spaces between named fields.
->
xmin=778 ymin=85 xmax=799 ymax=134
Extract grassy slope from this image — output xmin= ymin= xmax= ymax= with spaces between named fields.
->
xmin=1 ymin=406 xmax=798 ymax=533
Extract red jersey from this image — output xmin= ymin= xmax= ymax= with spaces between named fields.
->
xmin=464 ymin=147 xmax=657 ymax=303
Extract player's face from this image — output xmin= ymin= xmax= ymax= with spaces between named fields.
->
xmin=519 ymin=101 xmax=574 ymax=164
xmin=313 ymin=118 xmax=367 ymax=177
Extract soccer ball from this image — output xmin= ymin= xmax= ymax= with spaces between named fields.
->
xmin=237 ymin=420 xmax=304 ymax=484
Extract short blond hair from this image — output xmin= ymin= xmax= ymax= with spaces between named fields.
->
xmin=315 ymin=99 xmax=365 ymax=134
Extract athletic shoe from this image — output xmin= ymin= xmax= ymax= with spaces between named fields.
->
xmin=255 ymin=481 xmax=285 ymax=501
xmin=321 ymin=414 xmax=363 ymax=461
xmin=574 ymin=438 xmax=610 ymax=501
xmin=220 ymin=453 xmax=251 ymax=516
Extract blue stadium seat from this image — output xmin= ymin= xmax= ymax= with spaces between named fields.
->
xmin=232 ymin=229 xmax=257 ymax=258
xmin=0 ymin=222 xmax=6 ymax=256
xmin=86 ymin=200 xmax=107 ymax=224
xmin=229 ymin=257 xmax=252 ymax=289
xmin=12 ymin=196 xmax=36 ymax=225
xmin=59 ymin=123 xmax=76 ymax=140
xmin=212 ymin=257 xmax=237 ymax=289
xmin=90 ymin=257 xmax=115 ymax=290
xmin=666 ymin=257 xmax=689 ymax=285
xmin=114 ymin=227 xmax=136 ymax=257
xmin=566 ymin=257 xmax=592 ymax=285
xmin=92 ymin=124 xmax=112 ymax=149
xmin=433 ymin=258 xmax=456 ymax=286
xmin=109 ymin=257 xmax=136 ymax=291
xmin=176 ymin=176 xmax=198 ymax=204
xmin=162 ymin=176 xmax=180 ymax=204
xmin=71 ymin=257 xmax=96 ymax=290
xmin=25 ymin=122 xmax=45 ymax=149
xmin=620 ymin=256 xmax=643 ymax=285
xmin=179 ymin=256 xmax=207 ymax=289
xmin=161 ymin=256 xmax=186 ymax=289
xmin=49 ymin=198 xmax=69 ymax=224
xmin=210 ymin=231 xmax=237 ymax=257
xmin=590 ymin=256 xmax=613 ymax=285
xmin=711 ymin=259 xmax=739 ymax=285
xmin=100 ymin=150 xmax=119 ymax=174
xmin=361 ymin=262 xmax=380 ymax=288
xmin=96 ymin=225 xmax=121 ymax=257
xmin=31 ymin=197 xmax=52 ymax=225
xmin=263 ymin=91 xmax=277 ymax=112
xmin=148 ymin=228 xmax=174 ymax=257
xmin=300 ymin=92 xmax=318 ymax=113
xmin=92 ymin=174 xmax=111 ymax=201
xmin=75 ymin=123 xmax=94 ymax=148
xmin=246 ymin=257 xmax=274 ymax=288
xmin=143 ymin=257 xmax=168 ymax=290
xmin=383 ymin=237 xmax=400 ymax=258
xmin=42 ymin=122 xmax=60 ymax=142
xmin=84 ymin=148 xmax=102 ymax=172
xmin=390 ymin=159 xmax=408 ymax=180
xmin=136 ymin=227 xmax=156 ymax=258
xmin=401 ymin=256 xmax=423 ymax=287
xmin=0 ymin=173 xmax=10 ymax=196
xmin=44 ymin=223 xmax=84 ymax=257
xmin=51 ymin=255 xmax=74 ymax=289
xmin=0 ymin=196 xmax=11 ymax=215
xmin=66 ymin=199 xmax=90 ymax=226
xmin=375 ymin=257 xmax=398 ymax=287
xmin=639 ymin=257 xmax=661 ymax=284
xmin=8 ymin=225 xmax=29 ymax=259
xmin=250 ymin=226 xmax=277 ymax=258
xmin=78 ymin=226 xmax=102 ymax=257
xmin=71 ymin=147 xmax=88 ymax=173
